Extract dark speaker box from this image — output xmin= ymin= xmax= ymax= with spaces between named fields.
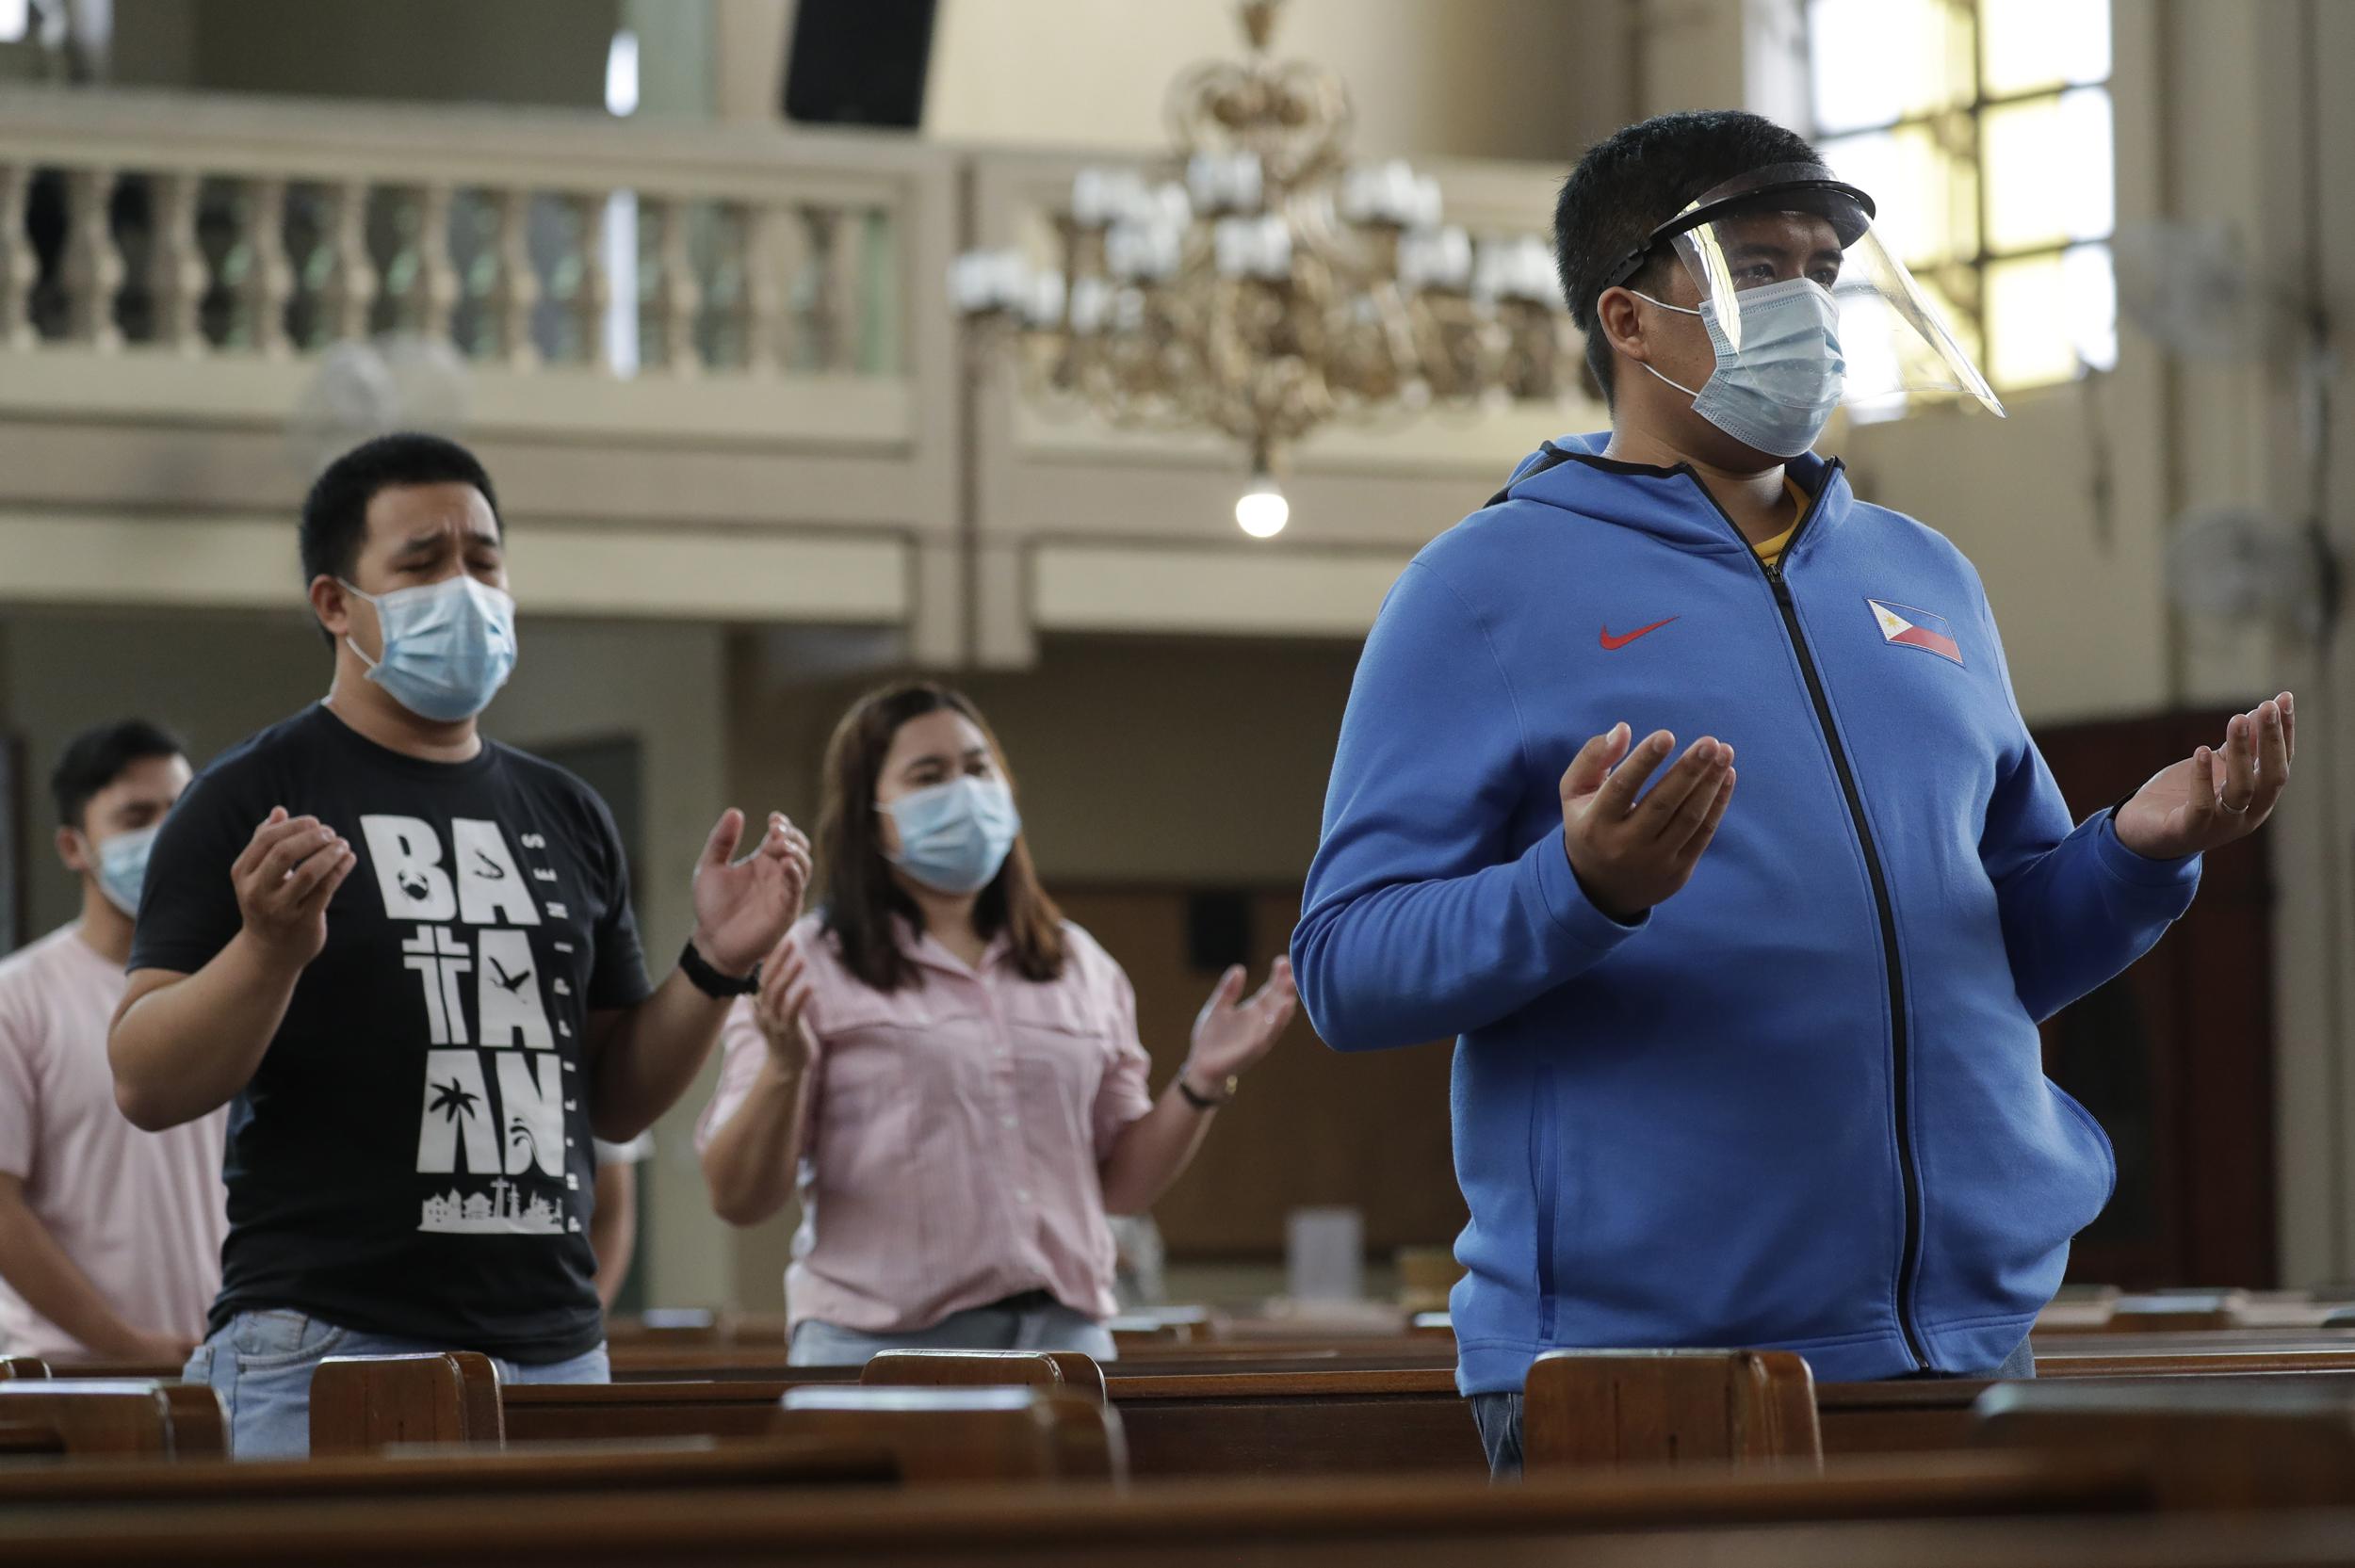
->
xmin=782 ymin=0 xmax=939 ymax=129
xmin=1186 ymin=890 xmax=1255 ymax=976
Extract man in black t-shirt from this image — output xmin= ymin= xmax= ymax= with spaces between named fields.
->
xmin=111 ymin=433 xmax=811 ymax=1459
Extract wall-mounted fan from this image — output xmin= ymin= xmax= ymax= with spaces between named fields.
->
xmin=2115 ymin=219 xmax=2342 ymax=645
xmin=2167 ymin=504 xmax=2342 ymax=640
xmin=286 ymin=334 xmax=473 ymax=479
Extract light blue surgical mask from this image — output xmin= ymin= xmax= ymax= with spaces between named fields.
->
xmin=879 ymin=776 xmax=1022 ymax=896
xmin=1633 ymin=277 xmax=1846 ymax=458
xmin=341 ymin=574 xmax=518 ymax=722
xmin=91 ymin=823 xmax=159 ymax=916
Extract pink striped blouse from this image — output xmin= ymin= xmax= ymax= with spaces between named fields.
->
xmin=696 ymin=913 xmax=1156 ymax=1334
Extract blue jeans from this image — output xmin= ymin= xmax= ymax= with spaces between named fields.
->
xmin=788 ymin=1293 xmax=1116 ymax=1366
xmin=1468 ymin=1338 xmax=2038 ymax=1479
xmin=184 ymin=1309 xmax=610 ymax=1460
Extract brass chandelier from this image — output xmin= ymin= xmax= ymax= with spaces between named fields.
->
xmin=949 ymin=0 xmax=1576 ymax=539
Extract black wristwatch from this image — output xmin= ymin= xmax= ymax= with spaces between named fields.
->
xmin=678 ymin=937 xmax=759 ymax=998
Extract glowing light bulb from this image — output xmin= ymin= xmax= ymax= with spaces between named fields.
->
xmin=1236 ymin=473 xmax=1289 ymax=539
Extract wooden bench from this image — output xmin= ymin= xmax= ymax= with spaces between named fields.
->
xmin=0 ymin=1436 xmax=898 ymax=1503
xmin=1974 ymin=1378 xmax=2355 ymax=1511
xmin=861 ymin=1349 xmax=1109 ymax=1403
xmin=1521 ymin=1350 xmax=1822 ymax=1472
xmin=309 ymin=1356 xmax=1119 ymax=1483
xmin=321 ymin=1340 xmax=2355 ymax=1483
xmin=0 ymin=1452 xmax=2207 ymax=1568
xmin=0 ymin=1379 xmax=225 ymax=1460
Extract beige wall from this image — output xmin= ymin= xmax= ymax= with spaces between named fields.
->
xmin=111 ymin=0 xmax=620 ymax=106
xmin=924 ymin=0 xmax=1630 ymax=161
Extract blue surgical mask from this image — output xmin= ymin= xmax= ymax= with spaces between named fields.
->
xmin=341 ymin=574 xmax=518 ymax=722
xmin=92 ymin=823 xmax=159 ymax=916
xmin=879 ymin=776 xmax=1022 ymax=896
xmin=1633 ymin=278 xmax=1846 ymax=458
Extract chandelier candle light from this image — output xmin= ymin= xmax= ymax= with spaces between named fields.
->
xmin=949 ymin=0 xmax=1577 ymax=539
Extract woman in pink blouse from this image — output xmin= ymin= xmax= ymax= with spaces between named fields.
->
xmin=698 ymin=681 xmax=1295 ymax=1363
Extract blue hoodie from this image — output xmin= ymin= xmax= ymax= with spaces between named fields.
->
xmin=1292 ymin=437 xmax=2201 ymax=1392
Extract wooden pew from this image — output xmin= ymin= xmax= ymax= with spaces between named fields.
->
xmin=1520 ymin=1350 xmax=1821 ymax=1472
xmin=0 ymin=1453 xmax=2210 ymax=1568
xmin=309 ymin=1356 xmax=1486 ymax=1478
xmin=1974 ymin=1378 xmax=2355 ymax=1511
xmin=772 ymin=1387 xmax=1123 ymax=1482
xmin=334 ymin=1344 xmax=2355 ymax=1483
xmin=0 ymin=1379 xmax=225 ymax=1460
xmin=0 ymin=1436 xmax=898 ymax=1503
xmin=309 ymin=1357 xmax=1118 ymax=1485
xmin=312 ymin=1352 xmax=507 ymax=1454
xmin=861 ymin=1349 xmax=1110 ymax=1403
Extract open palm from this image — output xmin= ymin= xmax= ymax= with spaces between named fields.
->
xmin=1188 ymin=958 xmax=1299 ymax=1080
xmin=690 ymin=809 xmax=813 ymax=976
xmin=2114 ymin=694 xmax=2293 ymax=860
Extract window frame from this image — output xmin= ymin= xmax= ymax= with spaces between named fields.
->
xmin=1808 ymin=0 xmax=2117 ymax=394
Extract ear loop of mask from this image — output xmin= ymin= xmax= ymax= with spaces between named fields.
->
xmin=335 ymin=579 xmax=387 ymax=673
xmin=1625 ymin=289 xmax=1709 ymax=399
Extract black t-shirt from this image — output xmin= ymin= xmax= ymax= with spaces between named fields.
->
xmin=131 ymin=703 xmax=654 ymax=1361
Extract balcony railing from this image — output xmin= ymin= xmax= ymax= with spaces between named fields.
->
xmin=0 ymin=87 xmax=1584 ymax=657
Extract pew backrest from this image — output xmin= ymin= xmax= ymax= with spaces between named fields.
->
xmin=1973 ymin=1377 xmax=2355 ymax=1510
xmin=309 ymin=1352 xmax=504 ymax=1456
xmin=774 ymin=1386 xmax=1126 ymax=1481
xmin=0 ymin=1379 xmax=225 ymax=1459
xmin=860 ymin=1350 xmax=1108 ymax=1403
xmin=1522 ymin=1350 xmax=1822 ymax=1472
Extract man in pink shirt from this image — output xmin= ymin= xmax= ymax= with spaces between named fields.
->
xmin=0 ymin=719 xmax=222 ymax=1364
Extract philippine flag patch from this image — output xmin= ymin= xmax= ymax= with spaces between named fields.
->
xmin=1867 ymin=599 xmax=1963 ymax=665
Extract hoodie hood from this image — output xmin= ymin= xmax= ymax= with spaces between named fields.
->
xmin=1484 ymin=432 xmax=1854 ymax=565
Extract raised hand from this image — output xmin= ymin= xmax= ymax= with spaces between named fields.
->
xmin=750 ymin=937 xmax=816 ymax=1072
xmin=2115 ymin=693 xmax=2294 ymax=860
xmin=1560 ymin=723 xmax=1735 ymax=923
xmin=235 ymin=807 xmax=356 ymax=970
xmin=1186 ymin=957 xmax=1298 ymax=1084
xmin=690 ymin=809 xmax=813 ymax=978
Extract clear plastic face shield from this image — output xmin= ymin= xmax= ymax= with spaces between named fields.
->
xmin=1606 ymin=162 xmax=2005 ymax=419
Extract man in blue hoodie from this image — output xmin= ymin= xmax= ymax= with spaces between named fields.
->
xmin=1291 ymin=110 xmax=2296 ymax=1476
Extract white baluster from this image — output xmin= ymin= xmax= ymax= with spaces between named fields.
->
xmin=62 ymin=168 xmax=123 ymax=349
xmin=798 ymin=203 xmax=849 ymax=372
xmin=240 ymin=178 xmax=293 ymax=356
xmin=487 ymin=187 xmax=539 ymax=368
xmin=147 ymin=171 xmax=207 ymax=354
xmin=648 ymin=196 xmax=701 ymax=376
xmin=729 ymin=202 xmax=777 ymax=376
xmin=0 ymin=164 xmax=31 ymax=349
xmin=317 ymin=180 xmax=378 ymax=345
xmin=568 ymin=190 xmax=609 ymax=371
xmin=824 ymin=205 xmax=862 ymax=372
xmin=411 ymin=184 xmax=459 ymax=346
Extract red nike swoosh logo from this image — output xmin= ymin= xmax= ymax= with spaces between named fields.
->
xmin=1600 ymin=617 xmax=1679 ymax=651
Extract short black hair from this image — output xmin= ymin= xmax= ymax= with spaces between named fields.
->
xmin=300 ymin=432 xmax=502 ymax=589
xmin=51 ymin=719 xmax=187 ymax=831
xmin=1554 ymin=110 xmax=1826 ymax=404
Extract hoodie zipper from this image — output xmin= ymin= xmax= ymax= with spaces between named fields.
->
xmin=1683 ymin=461 xmax=1931 ymax=1372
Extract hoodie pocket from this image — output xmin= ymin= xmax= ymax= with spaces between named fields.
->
xmin=1529 ymin=1065 xmax=1560 ymax=1341
xmin=2049 ymin=1080 xmax=2117 ymax=1208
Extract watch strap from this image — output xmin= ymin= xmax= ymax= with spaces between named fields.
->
xmin=679 ymin=937 xmax=759 ymax=998
xmin=1178 ymin=1071 xmax=1237 ymax=1111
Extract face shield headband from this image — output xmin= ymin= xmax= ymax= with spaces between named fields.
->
xmin=1601 ymin=161 xmax=2004 ymax=417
